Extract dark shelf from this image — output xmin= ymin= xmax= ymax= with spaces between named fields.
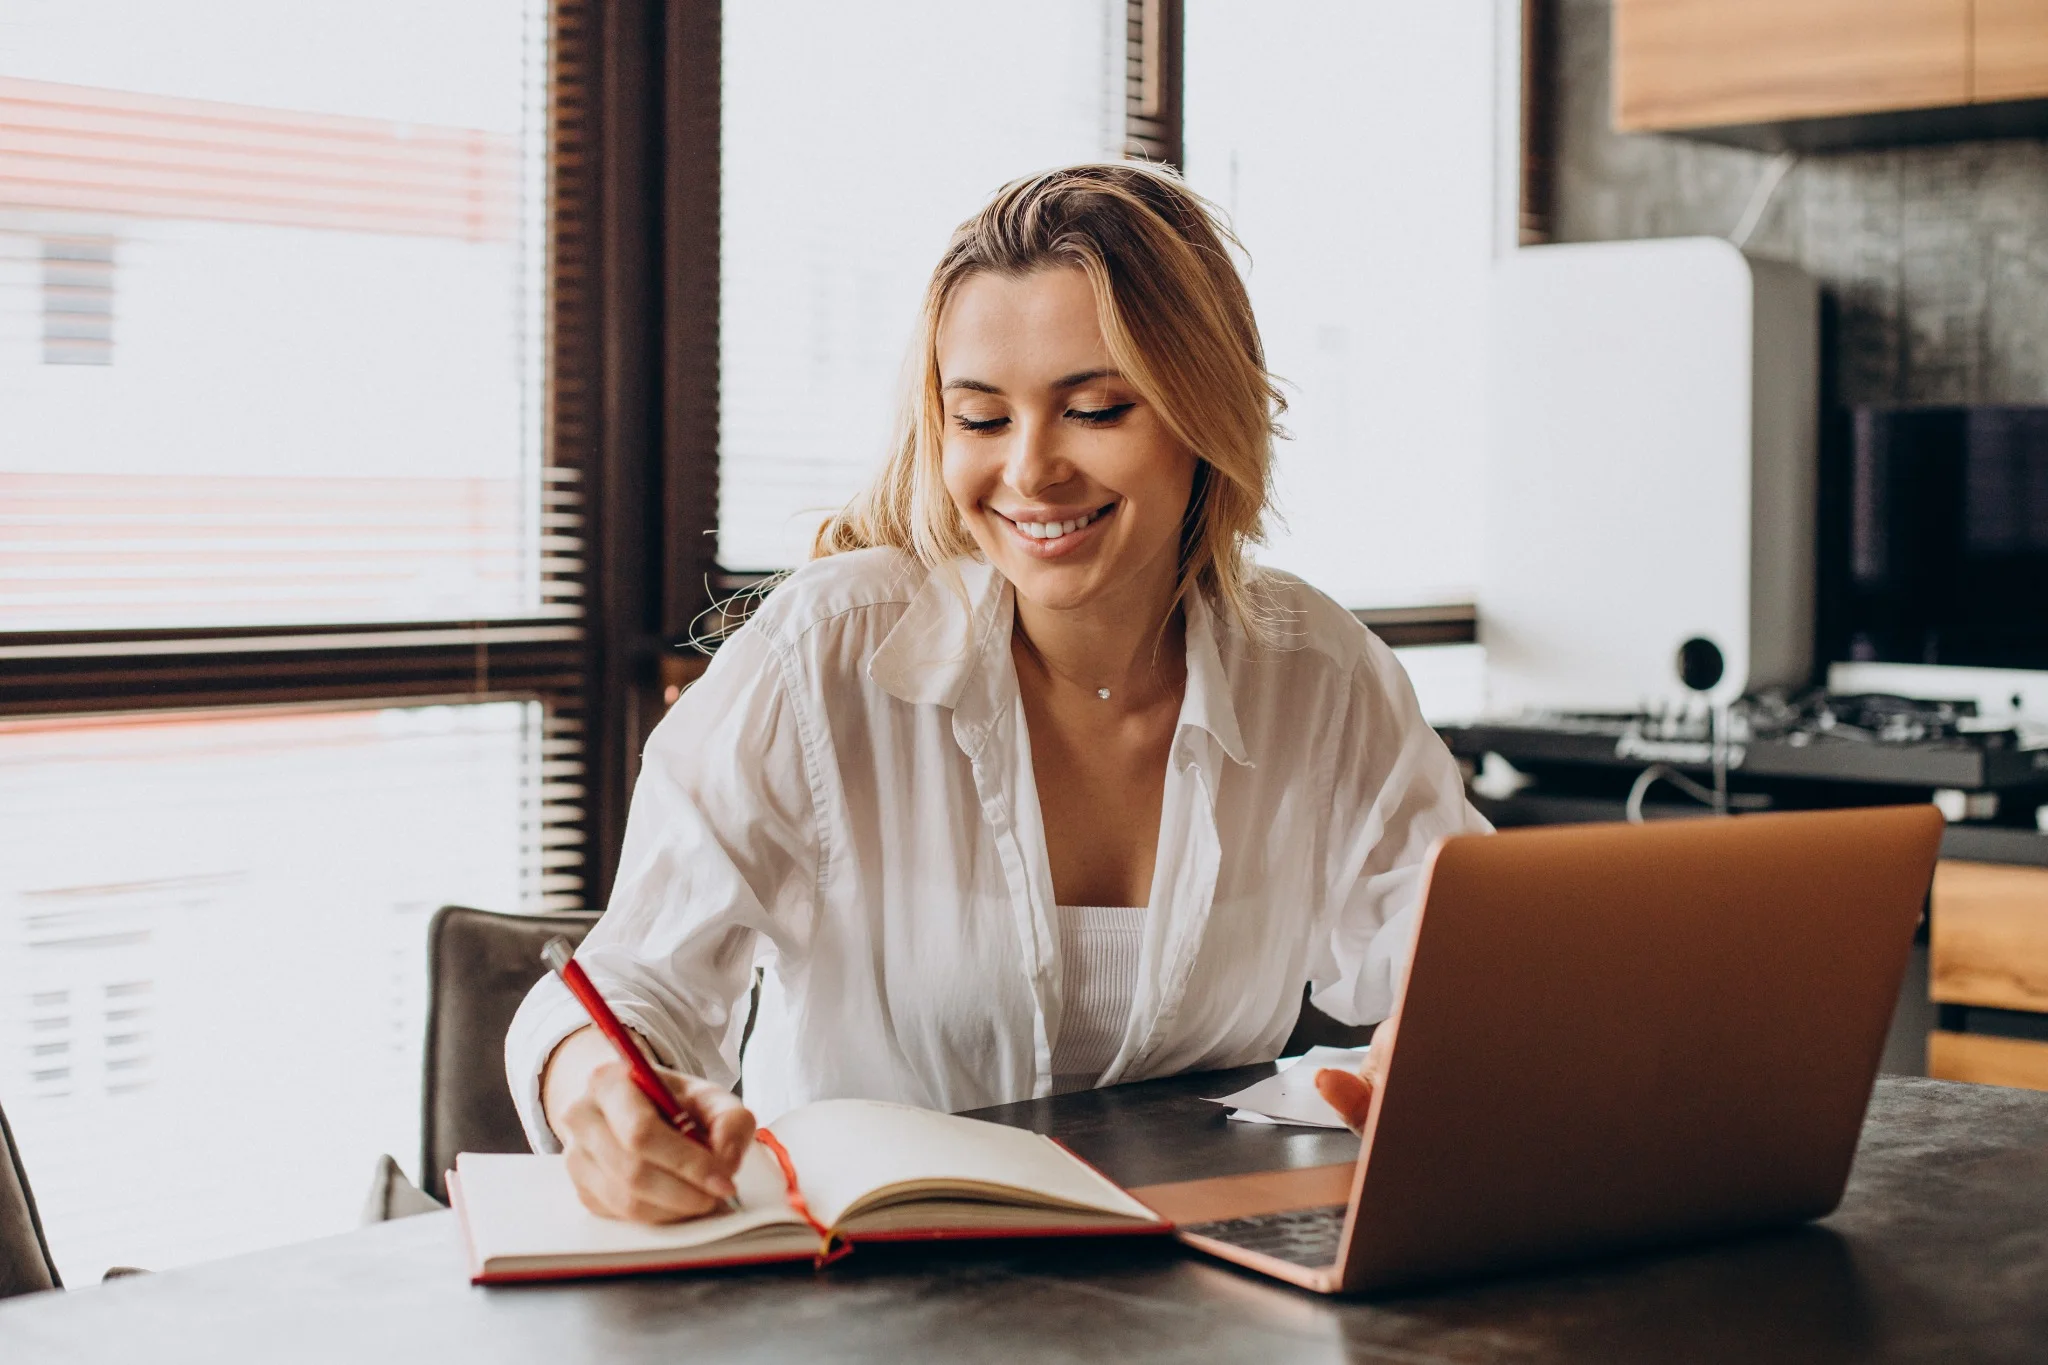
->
xmin=1441 ymin=721 xmax=2048 ymax=793
xmin=1938 ymin=824 xmax=2048 ymax=869
xmin=1657 ymin=95 xmax=2048 ymax=154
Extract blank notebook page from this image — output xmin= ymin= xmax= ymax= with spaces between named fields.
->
xmin=457 ymin=1145 xmax=798 ymax=1262
xmin=766 ymin=1098 xmax=1157 ymax=1227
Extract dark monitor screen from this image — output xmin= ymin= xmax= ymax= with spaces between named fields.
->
xmin=1831 ymin=406 xmax=2048 ymax=670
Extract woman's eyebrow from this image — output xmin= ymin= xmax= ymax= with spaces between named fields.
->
xmin=940 ymin=369 xmax=1123 ymax=396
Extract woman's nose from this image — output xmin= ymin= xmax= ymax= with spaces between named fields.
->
xmin=1002 ymin=415 xmax=1069 ymax=499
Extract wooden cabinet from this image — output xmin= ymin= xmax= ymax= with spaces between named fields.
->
xmin=1614 ymin=0 xmax=1970 ymax=131
xmin=1977 ymin=0 xmax=2048 ymax=102
xmin=1929 ymin=861 xmax=2048 ymax=1014
xmin=1927 ymin=860 xmax=2048 ymax=1094
xmin=1613 ymin=0 xmax=2048 ymax=141
xmin=1928 ymin=1030 xmax=2048 ymax=1090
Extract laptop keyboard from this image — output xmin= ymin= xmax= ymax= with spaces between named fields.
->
xmin=1181 ymin=1204 xmax=1348 ymax=1269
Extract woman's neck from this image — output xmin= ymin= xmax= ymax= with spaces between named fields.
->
xmin=1010 ymin=573 xmax=1187 ymax=711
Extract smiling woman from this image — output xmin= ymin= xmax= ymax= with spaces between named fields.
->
xmin=817 ymin=163 xmax=1281 ymax=643
xmin=508 ymin=163 xmax=1489 ymax=1227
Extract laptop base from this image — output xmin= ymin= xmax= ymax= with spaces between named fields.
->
xmin=1131 ymin=1164 xmax=1353 ymax=1293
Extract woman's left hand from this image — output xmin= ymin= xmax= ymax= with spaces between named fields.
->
xmin=1314 ymin=1066 xmax=1376 ymax=1134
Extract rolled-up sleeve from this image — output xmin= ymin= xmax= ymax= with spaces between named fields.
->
xmin=503 ymin=623 xmax=821 ymax=1152
xmin=1307 ymin=636 xmax=1491 ymax=1027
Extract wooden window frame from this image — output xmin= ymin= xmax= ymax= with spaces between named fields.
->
xmin=1127 ymin=0 xmax=1185 ymax=165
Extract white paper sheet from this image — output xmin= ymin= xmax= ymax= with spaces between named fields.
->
xmin=1205 ymin=1046 xmax=1374 ymax=1128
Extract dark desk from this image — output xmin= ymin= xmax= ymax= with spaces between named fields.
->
xmin=6 ymin=1070 xmax=2048 ymax=1363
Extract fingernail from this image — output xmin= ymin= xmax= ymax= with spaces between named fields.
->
xmin=708 ymin=1176 xmax=736 ymax=1199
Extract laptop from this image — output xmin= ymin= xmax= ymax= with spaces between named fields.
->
xmin=1135 ymin=805 xmax=1945 ymax=1295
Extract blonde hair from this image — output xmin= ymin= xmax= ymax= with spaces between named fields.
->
xmin=813 ymin=162 xmax=1284 ymax=639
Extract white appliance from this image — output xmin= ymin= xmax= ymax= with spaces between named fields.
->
xmin=1480 ymin=237 xmax=1819 ymax=713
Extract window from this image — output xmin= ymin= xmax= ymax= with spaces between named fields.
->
xmin=1179 ymin=1 xmax=1498 ymax=718
xmin=0 ymin=703 xmax=538 ymax=1278
xmin=716 ymin=0 xmax=1128 ymax=570
xmin=0 ymin=1 xmax=553 ymax=631
xmin=0 ymin=0 xmax=610 ymax=1283
xmin=1181 ymin=1 xmax=1502 ymax=612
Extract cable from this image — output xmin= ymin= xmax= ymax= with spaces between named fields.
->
xmin=1730 ymin=151 xmax=1798 ymax=250
xmin=1625 ymin=757 xmax=1770 ymax=823
xmin=1709 ymin=701 xmax=1729 ymax=816
xmin=1625 ymin=764 xmax=1722 ymax=824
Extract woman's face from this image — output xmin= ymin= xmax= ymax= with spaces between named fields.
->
xmin=937 ymin=266 xmax=1195 ymax=617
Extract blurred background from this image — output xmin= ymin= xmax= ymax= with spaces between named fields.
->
xmin=5 ymin=0 xmax=2048 ymax=1284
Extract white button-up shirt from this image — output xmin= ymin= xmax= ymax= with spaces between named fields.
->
xmin=506 ymin=548 xmax=1488 ymax=1148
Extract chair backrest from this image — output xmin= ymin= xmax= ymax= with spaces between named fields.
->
xmin=1282 ymin=986 xmax=1377 ymax=1055
xmin=419 ymin=905 xmax=600 ymax=1202
xmin=1 ymin=1098 xmax=61 ymax=1297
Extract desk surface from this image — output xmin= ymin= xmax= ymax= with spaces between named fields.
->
xmin=6 ymin=1071 xmax=2048 ymax=1364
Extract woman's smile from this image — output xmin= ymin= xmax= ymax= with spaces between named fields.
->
xmin=990 ymin=500 xmax=1118 ymax=557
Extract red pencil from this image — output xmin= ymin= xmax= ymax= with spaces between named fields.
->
xmin=540 ymin=937 xmax=713 ymax=1149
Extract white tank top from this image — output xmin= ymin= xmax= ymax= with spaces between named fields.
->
xmin=1048 ymin=904 xmax=1145 ymax=1093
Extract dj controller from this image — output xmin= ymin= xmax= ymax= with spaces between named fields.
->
xmin=1439 ymin=692 xmax=2048 ymax=800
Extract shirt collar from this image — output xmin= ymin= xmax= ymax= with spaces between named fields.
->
xmin=1178 ymin=585 xmax=1251 ymax=769
xmin=868 ymin=557 xmax=1009 ymax=710
xmin=868 ymin=557 xmax=1251 ymax=769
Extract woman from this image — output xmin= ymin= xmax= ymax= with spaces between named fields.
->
xmin=506 ymin=163 xmax=1488 ymax=1222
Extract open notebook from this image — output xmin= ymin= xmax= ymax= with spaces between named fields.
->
xmin=450 ymin=1098 xmax=1169 ymax=1283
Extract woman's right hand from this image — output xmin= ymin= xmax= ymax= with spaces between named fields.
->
xmin=1314 ymin=1066 xmax=1375 ymax=1134
xmin=1314 ymin=1036 xmax=1388 ymax=1135
xmin=541 ymin=1026 xmax=757 ymax=1223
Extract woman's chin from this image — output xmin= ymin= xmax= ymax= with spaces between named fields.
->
xmin=975 ymin=532 xmax=1107 ymax=606
xmin=982 ymin=532 xmax=1179 ymax=621
xmin=1001 ymin=561 xmax=1103 ymax=615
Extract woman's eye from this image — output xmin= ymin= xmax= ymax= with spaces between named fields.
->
xmin=1067 ymin=403 xmax=1136 ymax=425
xmin=953 ymin=413 xmax=1009 ymax=433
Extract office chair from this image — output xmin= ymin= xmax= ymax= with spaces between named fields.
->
xmin=410 ymin=906 xmax=1355 ymax=1206
xmin=1 ymin=1097 xmax=61 ymax=1298
xmin=1282 ymin=987 xmax=1377 ymax=1054
xmin=418 ymin=905 xmax=600 ymax=1203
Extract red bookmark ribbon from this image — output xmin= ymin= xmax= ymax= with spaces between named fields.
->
xmin=755 ymin=1128 xmax=851 ymax=1267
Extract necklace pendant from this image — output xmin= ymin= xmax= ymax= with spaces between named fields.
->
xmin=1096 ymin=687 xmax=1111 ymax=700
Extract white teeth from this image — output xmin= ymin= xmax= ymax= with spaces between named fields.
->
xmin=1014 ymin=509 xmax=1098 ymax=540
